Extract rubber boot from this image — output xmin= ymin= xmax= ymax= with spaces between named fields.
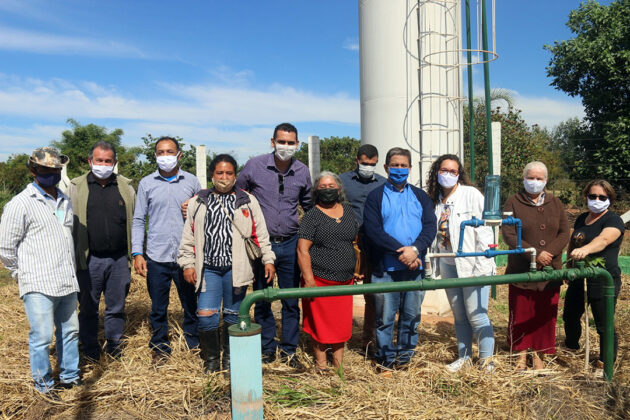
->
xmin=199 ymin=329 xmax=220 ymax=374
xmin=222 ymin=322 xmax=235 ymax=377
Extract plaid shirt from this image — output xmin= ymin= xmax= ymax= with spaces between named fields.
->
xmin=0 ymin=183 xmax=79 ymax=298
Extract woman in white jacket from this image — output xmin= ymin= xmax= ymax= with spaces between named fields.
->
xmin=427 ymin=154 xmax=496 ymax=373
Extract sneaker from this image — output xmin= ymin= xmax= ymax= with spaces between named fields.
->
xmin=58 ymin=378 xmax=83 ymax=389
xmin=261 ymin=352 xmax=277 ymax=364
xmin=481 ymin=361 xmax=496 ymax=374
xmin=280 ymin=354 xmax=305 ymax=370
xmin=446 ymin=357 xmax=471 ymax=373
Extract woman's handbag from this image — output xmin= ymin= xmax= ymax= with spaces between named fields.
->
xmin=216 ymin=196 xmax=263 ymax=261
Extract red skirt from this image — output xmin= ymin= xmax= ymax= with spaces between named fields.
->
xmin=507 ymin=285 xmax=560 ymax=354
xmin=302 ymin=275 xmax=353 ymax=344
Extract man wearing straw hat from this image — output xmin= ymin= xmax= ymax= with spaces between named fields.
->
xmin=0 ymin=147 xmax=82 ymax=394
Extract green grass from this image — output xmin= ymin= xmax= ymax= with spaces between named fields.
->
xmin=0 ymin=267 xmax=12 ymax=288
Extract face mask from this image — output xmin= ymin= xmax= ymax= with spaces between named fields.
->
xmin=213 ymin=177 xmax=236 ymax=193
xmin=357 ymin=164 xmax=375 ymax=179
xmin=388 ymin=167 xmax=409 ymax=185
xmin=316 ymin=188 xmax=340 ymax=204
xmin=523 ymin=179 xmax=546 ymax=194
xmin=587 ymin=198 xmax=610 ymax=214
xmin=91 ymin=164 xmax=114 ymax=180
xmin=36 ymin=172 xmax=61 ymax=187
xmin=274 ymin=144 xmax=297 ymax=161
xmin=156 ymin=154 xmax=179 ymax=172
xmin=438 ymin=172 xmax=459 ymax=188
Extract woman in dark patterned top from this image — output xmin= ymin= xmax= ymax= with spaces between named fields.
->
xmin=178 ymin=154 xmax=276 ymax=374
xmin=563 ymin=179 xmax=625 ymax=365
xmin=297 ymin=171 xmax=360 ymax=373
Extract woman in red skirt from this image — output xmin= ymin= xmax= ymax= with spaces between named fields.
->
xmin=502 ymin=162 xmax=570 ymax=370
xmin=297 ymin=171 xmax=360 ymax=373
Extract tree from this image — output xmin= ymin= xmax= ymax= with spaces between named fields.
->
xmin=295 ymin=136 xmax=360 ymax=174
xmin=464 ymin=104 xmax=567 ymax=203
xmin=545 ymin=0 xmax=630 ymax=192
xmin=51 ymin=118 xmax=132 ymax=179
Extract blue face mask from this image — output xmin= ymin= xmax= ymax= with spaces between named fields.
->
xmin=388 ymin=167 xmax=409 ymax=185
xmin=36 ymin=172 xmax=61 ymax=187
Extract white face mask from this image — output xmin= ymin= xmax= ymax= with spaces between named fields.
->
xmin=523 ymin=179 xmax=546 ymax=194
xmin=274 ymin=144 xmax=297 ymax=161
xmin=438 ymin=172 xmax=459 ymax=188
xmin=156 ymin=154 xmax=179 ymax=172
xmin=357 ymin=164 xmax=375 ymax=179
xmin=587 ymin=198 xmax=610 ymax=214
xmin=91 ymin=164 xmax=114 ymax=180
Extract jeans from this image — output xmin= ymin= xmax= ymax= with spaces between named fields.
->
xmin=440 ymin=262 xmax=494 ymax=360
xmin=253 ymin=234 xmax=300 ymax=355
xmin=78 ymin=252 xmax=130 ymax=357
xmin=197 ymin=266 xmax=247 ymax=331
xmin=372 ymin=270 xmax=425 ymax=366
xmin=22 ymin=292 xmax=80 ymax=393
xmin=146 ymin=258 xmax=199 ymax=353
xmin=563 ymin=277 xmax=621 ymax=361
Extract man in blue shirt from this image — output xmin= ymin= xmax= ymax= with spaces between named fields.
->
xmin=132 ymin=137 xmax=201 ymax=364
xmin=363 ymin=147 xmax=436 ymax=371
xmin=339 ymin=144 xmax=386 ymax=349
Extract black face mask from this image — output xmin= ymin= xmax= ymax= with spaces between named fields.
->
xmin=316 ymin=188 xmax=340 ymax=204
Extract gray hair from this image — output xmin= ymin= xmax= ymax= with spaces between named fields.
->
xmin=312 ymin=170 xmax=347 ymax=203
xmin=523 ymin=161 xmax=548 ymax=179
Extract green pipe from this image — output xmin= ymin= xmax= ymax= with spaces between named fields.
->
xmin=465 ymin=0 xmax=475 ymax=182
xmin=238 ymin=263 xmax=616 ymax=381
xmin=481 ymin=0 xmax=493 ymax=175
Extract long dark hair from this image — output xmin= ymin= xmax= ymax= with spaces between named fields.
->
xmin=427 ymin=154 xmax=472 ymax=207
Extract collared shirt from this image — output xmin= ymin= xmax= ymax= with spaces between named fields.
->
xmin=86 ymin=172 xmax=127 ymax=255
xmin=339 ymin=169 xmax=386 ymax=225
xmin=132 ymin=169 xmax=201 ymax=263
xmin=526 ymin=191 xmax=546 ymax=207
xmin=0 ymin=183 xmax=79 ymax=297
xmin=381 ymin=182 xmax=423 ymax=271
xmin=235 ymin=152 xmax=312 ymax=237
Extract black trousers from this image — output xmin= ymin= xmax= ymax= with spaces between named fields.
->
xmin=562 ymin=277 xmax=621 ymax=362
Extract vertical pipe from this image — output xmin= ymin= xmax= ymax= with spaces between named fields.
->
xmin=229 ymin=324 xmax=263 ymax=420
xmin=481 ymin=0 xmax=493 ymax=175
xmin=465 ymin=0 xmax=475 ymax=182
xmin=603 ymin=272 xmax=615 ymax=381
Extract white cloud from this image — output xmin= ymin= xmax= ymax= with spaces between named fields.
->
xmin=0 ymin=26 xmax=145 ymax=57
xmin=343 ymin=37 xmax=359 ymax=51
xmin=513 ymin=94 xmax=584 ymax=129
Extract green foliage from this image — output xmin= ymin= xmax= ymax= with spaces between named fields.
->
xmin=295 ymin=136 xmax=360 ymax=175
xmin=464 ymin=104 xmax=566 ymax=202
xmin=0 ymin=154 xmax=31 ymax=194
xmin=51 ymin=118 xmax=128 ymax=179
xmin=267 ymin=378 xmax=341 ymax=408
xmin=545 ymin=0 xmax=630 ymax=192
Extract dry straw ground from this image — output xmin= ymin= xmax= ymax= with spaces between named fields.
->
xmin=0 ymin=268 xmax=628 ymax=419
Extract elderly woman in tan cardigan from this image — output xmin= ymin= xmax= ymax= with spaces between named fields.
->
xmin=502 ymin=161 xmax=570 ymax=371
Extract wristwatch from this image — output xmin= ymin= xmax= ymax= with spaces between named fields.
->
xmin=411 ymin=246 xmax=419 ymax=256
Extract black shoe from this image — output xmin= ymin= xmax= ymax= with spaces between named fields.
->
xmin=280 ymin=353 xmax=305 ymax=371
xmin=152 ymin=351 xmax=169 ymax=366
xmin=262 ymin=351 xmax=277 ymax=364
xmin=58 ymin=378 xmax=83 ymax=389
xmin=222 ymin=323 xmax=235 ymax=377
xmin=199 ymin=329 xmax=221 ymax=374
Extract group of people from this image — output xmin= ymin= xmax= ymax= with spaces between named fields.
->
xmin=0 ymin=122 xmax=624 ymax=396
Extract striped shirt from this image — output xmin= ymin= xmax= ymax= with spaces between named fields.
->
xmin=0 ymin=183 xmax=79 ymax=298
xmin=131 ymin=170 xmax=201 ymax=263
xmin=203 ymin=193 xmax=235 ymax=267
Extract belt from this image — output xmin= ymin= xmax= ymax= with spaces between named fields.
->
xmin=269 ymin=235 xmax=292 ymax=243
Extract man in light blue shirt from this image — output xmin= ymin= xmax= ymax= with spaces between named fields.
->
xmin=363 ymin=147 xmax=436 ymax=371
xmin=0 ymin=147 xmax=82 ymax=394
xmin=131 ymin=137 xmax=201 ymax=363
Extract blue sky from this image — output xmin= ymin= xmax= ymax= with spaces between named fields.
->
xmin=0 ymin=0 xmax=603 ymax=162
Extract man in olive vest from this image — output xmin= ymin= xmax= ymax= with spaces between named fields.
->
xmin=68 ymin=141 xmax=136 ymax=360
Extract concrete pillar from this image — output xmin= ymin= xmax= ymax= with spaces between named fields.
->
xmin=196 ymin=145 xmax=207 ymax=188
xmin=307 ymin=136 xmax=320 ymax=181
xmin=491 ymin=122 xmax=501 ymax=176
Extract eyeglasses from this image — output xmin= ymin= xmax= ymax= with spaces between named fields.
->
xmin=439 ymin=168 xmax=459 ymax=176
xmin=278 ymin=173 xmax=284 ymax=194
xmin=587 ymin=194 xmax=608 ymax=201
